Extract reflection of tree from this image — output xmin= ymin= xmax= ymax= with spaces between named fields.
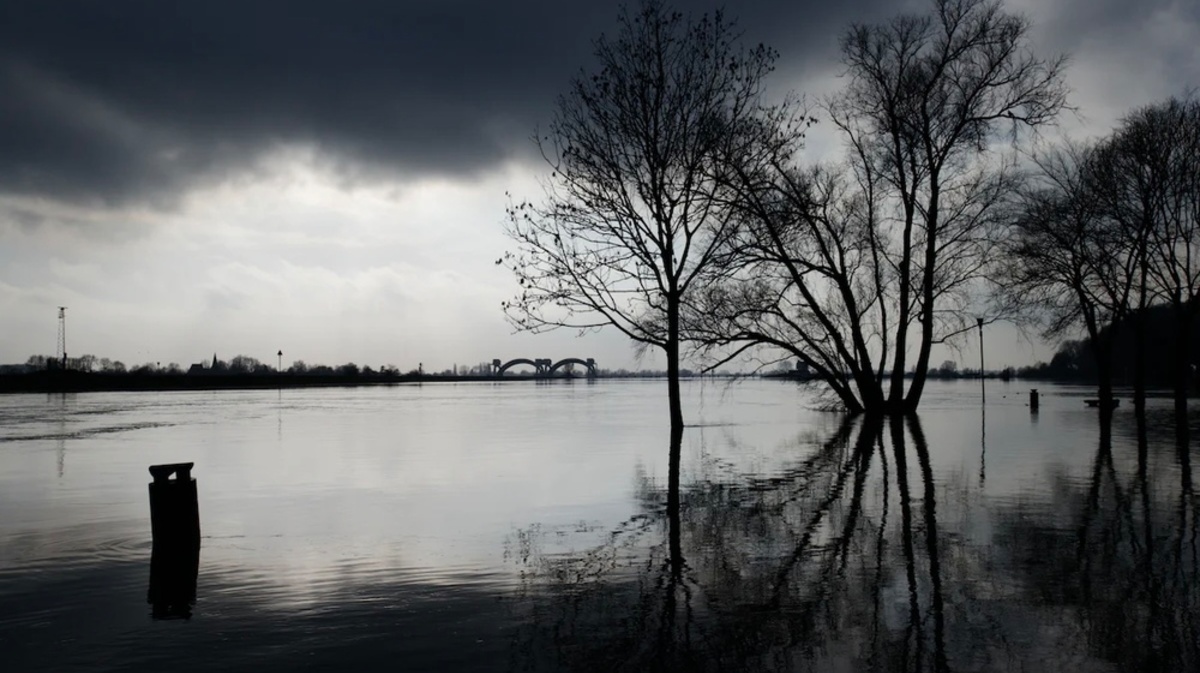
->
xmin=995 ymin=408 xmax=1199 ymax=671
xmin=510 ymin=406 xmax=1200 ymax=671
xmin=507 ymin=415 xmax=952 ymax=672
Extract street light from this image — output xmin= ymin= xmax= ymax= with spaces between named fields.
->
xmin=976 ymin=317 xmax=984 ymax=377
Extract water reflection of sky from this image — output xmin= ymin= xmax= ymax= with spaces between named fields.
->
xmin=1 ymin=380 xmax=1196 ymax=671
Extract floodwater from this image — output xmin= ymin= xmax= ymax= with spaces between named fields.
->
xmin=0 ymin=379 xmax=1195 ymax=672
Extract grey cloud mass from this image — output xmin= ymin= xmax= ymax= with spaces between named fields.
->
xmin=2 ymin=0 xmax=1194 ymax=212
xmin=0 ymin=0 xmax=903 ymax=210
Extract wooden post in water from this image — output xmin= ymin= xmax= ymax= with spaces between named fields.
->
xmin=1029 ymin=389 xmax=1039 ymax=412
xmin=147 ymin=462 xmax=200 ymax=618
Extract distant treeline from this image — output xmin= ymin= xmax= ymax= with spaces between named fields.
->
xmin=9 ymin=354 xmax=729 ymax=379
xmin=11 ymin=354 xmax=407 ymax=377
xmin=0 ymin=353 xmax=754 ymax=394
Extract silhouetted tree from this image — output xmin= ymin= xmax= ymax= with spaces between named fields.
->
xmin=694 ymin=0 xmax=1066 ymax=414
xmin=999 ymin=142 xmax=1135 ymax=403
xmin=1094 ymin=97 xmax=1200 ymax=411
xmin=228 ymin=354 xmax=261 ymax=373
xmin=75 ymin=354 xmax=98 ymax=372
xmin=501 ymin=0 xmax=775 ymax=432
xmin=1002 ymin=96 xmax=1200 ymax=407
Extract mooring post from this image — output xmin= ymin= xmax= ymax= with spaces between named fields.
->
xmin=1029 ymin=389 xmax=1039 ymax=412
xmin=147 ymin=462 xmax=200 ymax=618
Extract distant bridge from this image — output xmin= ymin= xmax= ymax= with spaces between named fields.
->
xmin=492 ymin=358 xmax=597 ymax=378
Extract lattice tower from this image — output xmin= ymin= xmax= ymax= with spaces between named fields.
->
xmin=56 ymin=306 xmax=67 ymax=369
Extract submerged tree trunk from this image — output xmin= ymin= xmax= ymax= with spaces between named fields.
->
xmin=1095 ymin=334 xmax=1115 ymax=406
xmin=1172 ymin=300 xmax=1191 ymax=415
xmin=666 ymin=424 xmax=684 ymax=557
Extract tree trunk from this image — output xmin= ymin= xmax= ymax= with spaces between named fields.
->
xmin=666 ymin=297 xmax=684 ymax=434
xmin=887 ymin=219 xmax=915 ymax=408
xmin=906 ymin=182 xmax=940 ymax=413
xmin=1133 ymin=253 xmax=1148 ymax=413
xmin=666 ymin=424 xmax=684 ymax=556
xmin=1172 ymin=304 xmax=1190 ymax=415
xmin=1095 ymin=334 xmax=1115 ymax=405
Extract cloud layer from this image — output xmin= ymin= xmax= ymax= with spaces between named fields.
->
xmin=0 ymin=0 xmax=910 ymax=210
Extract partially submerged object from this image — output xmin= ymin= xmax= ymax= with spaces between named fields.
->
xmin=147 ymin=462 xmax=200 ymax=619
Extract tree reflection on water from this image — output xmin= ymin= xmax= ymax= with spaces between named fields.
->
xmin=999 ymin=407 xmax=1199 ymax=672
xmin=508 ymin=410 xmax=1199 ymax=672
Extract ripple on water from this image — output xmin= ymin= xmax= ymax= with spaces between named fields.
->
xmin=0 ymin=421 xmax=179 ymax=443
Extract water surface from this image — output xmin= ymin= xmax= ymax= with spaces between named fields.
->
xmin=0 ymin=380 xmax=1195 ymax=671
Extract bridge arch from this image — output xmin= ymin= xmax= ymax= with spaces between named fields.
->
xmin=492 ymin=358 xmax=597 ymax=377
xmin=493 ymin=358 xmax=551 ymax=376
xmin=549 ymin=358 xmax=597 ymax=377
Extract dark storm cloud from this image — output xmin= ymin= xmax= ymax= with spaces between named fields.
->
xmin=0 ymin=0 xmax=907 ymax=209
xmin=24 ymin=0 xmax=1185 ymax=211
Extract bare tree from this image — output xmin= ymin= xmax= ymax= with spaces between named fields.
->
xmin=1094 ymin=97 xmax=1200 ymax=411
xmin=997 ymin=142 xmax=1139 ymax=405
xmin=998 ymin=97 xmax=1200 ymax=410
xmin=694 ymin=0 xmax=1066 ymax=414
xmin=501 ymin=0 xmax=775 ymax=432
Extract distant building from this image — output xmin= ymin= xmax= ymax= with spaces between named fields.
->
xmin=187 ymin=354 xmax=223 ymax=375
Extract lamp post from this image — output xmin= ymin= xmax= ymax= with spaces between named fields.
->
xmin=277 ymin=350 xmax=283 ymax=373
xmin=976 ymin=317 xmax=984 ymax=377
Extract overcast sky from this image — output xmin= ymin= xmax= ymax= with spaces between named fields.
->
xmin=1 ymin=0 xmax=1197 ymax=372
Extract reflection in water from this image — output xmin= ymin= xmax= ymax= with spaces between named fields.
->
xmin=277 ymin=388 xmax=283 ymax=444
xmin=979 ymin=381 xmax=986 ymax=489
xmin=510 ymin=417 xmax=948 ymax=671
xmin=510 ymin=410 xmax=1200 ymax=672
xmin=50 ymin=392 xmax=68 ymax=478
xmin=147 ymin=539 xmax=200 ymax=619
xmin=4 ymin=383 xmax=1198 ymax=670
xmin=1019 ymin=408 xmax=1200 ymax=672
